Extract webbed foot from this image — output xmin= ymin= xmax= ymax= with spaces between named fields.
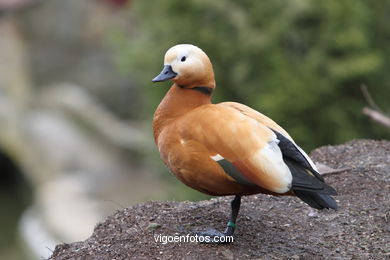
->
xmin=194 ymin=195 xmax=241 ymax=244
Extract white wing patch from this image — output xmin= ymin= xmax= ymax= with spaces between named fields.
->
xmin=211 ymin=154 xmax=224 ymax=161
xmin=248 ymin=140 xmax=292 ymax=193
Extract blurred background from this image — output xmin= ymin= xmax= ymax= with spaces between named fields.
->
xmin=0 ymin=0 xmax=389 ymax=259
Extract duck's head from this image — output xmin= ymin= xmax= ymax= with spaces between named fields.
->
xmin=152 ymin=44 xmax=215 ymax=89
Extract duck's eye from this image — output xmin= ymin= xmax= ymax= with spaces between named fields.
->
xmin=181 ymin=56 xmax=186 ymax=62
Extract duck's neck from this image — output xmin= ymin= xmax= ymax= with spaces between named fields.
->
xmin=153 ymin=83 xmax=213 ymax=141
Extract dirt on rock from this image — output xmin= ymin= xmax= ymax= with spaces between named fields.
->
xmin=50 ymin=139 xmax=390 ymax=260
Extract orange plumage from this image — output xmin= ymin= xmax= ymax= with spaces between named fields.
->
xmin=152 ymin=44 xmax=337 ymax=242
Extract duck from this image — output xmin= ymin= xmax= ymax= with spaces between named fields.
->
xmin=152 ymin=44 xmax=338 ymax=243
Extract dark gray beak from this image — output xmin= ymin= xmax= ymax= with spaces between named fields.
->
xmin=152 ymin=65 xmax=177 ymax=83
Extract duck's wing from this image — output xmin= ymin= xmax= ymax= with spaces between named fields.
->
xmin=182 ymin=103 xmax=337 ymax=208
xmin=218 ymin=102 xmax=338 ymax=209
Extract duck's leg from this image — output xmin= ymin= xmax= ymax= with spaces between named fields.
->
xmin=196 ymin=195 xmax=241 ymax=243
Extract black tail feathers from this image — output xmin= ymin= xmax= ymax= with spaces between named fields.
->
xmin=285 ymin=159 xmax=338 ymax=210
xmin=294 ymin=190 xmax=338 ymax=210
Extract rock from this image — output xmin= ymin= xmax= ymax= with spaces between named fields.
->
xmin=50 ymin=140 xmax=390 ymax=260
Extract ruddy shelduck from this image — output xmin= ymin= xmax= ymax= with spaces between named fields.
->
xmin=152 ymin=44 xmax=337 ymax=242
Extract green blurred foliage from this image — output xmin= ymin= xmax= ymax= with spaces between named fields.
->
xmin=110 ymin=0 xmax=390 ymax=150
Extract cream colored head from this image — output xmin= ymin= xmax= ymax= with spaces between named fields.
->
xmin=152 ymin=44 xmax=215 ymax=89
